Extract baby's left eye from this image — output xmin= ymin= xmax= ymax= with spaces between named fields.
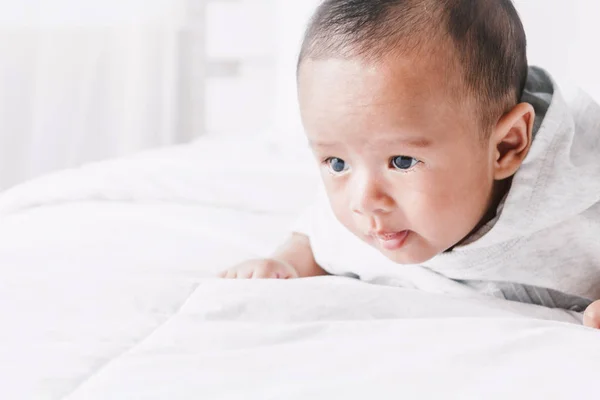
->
xmin=391 ymin=156 xmax=420 ymax=170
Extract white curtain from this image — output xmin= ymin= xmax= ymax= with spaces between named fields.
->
xmin=0 ymin=0 xmax=205 ymax=190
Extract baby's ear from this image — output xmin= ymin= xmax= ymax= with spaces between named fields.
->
xmin=491 ymin=102 xmax=535 ymax=180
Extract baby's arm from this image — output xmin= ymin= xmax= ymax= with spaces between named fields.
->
xmin=219 ymin=233 xmax=328 ymax=279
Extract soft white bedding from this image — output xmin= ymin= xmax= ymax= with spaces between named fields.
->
xmin=1 ymin=137 xmax=598 ymax=399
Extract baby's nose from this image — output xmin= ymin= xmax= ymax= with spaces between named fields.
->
xmin=350 ymin=176 xmax=394 ymax=215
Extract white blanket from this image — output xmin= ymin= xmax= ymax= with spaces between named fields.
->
xmin=1 ymin=137 xmax=599 ymax=399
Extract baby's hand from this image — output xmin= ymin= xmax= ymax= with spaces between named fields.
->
xmin=583 ymin=300 xmax=600 ymax=329
xmin=219 ymin=258 xmax=299 ymax=280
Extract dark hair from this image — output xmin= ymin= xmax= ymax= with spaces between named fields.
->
xmin=298 ymin=0 xmax=528 ymax=131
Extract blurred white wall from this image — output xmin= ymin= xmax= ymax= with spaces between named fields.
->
xmin=204 ymin=0 xmax=276 ymax=137
xmin=515 ymin=0 xmax=600 ymax=100
xmin=272 ymin=0 xmax=321 ymax=140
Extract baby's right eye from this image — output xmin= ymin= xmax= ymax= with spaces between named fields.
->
xmin=325 ymin=157 xmax=349 ymax=174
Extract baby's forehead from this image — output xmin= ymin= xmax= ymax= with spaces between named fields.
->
xmin=299 ymin=52 xmax=465 ymax=96
xmin=299 ymin=58 xmax=481 ymax=149
xmin=298 ymin=57 xmax=469 ymax=118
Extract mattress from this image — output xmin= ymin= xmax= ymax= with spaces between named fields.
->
xmin=0 ymin=137 xmax=598 ymax=399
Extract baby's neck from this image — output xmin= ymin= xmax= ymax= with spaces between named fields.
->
xmin=450 ymin=178 xmax=513 ymax=251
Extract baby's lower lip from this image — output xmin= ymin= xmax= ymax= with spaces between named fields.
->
xmin=373 ymin=231 xmax=410 ymax=251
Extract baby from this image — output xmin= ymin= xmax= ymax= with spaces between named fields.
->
xmin=220 ymin=0 xmax=600 ymax=327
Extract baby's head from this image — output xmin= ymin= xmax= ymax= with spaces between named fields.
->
xmin=297 ymin=0 xmax=536 ymax=264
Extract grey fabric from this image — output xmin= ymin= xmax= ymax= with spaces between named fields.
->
xmin=460 ymin=280 xmax=592 ymax=312
xmin=522 ymin=66 xmax=554 ymax=137
xmin=453 ymin=67 xmax=592 ymax=311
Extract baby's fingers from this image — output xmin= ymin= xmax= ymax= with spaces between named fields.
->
xmin=251 ymin=268 xmax=279 ymax=279
xmin=237 ymin=267 xmax=256 ymax=279
xmin=220 ymin=269 xmax=240 ymax=279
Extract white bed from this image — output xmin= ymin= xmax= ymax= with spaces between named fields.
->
xmin=1 ymin=136 xmax=599 ymax=400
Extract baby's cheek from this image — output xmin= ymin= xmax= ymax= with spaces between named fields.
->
xmin=430 ymin=198 xmax=482 ymax=245
xmin=329 ymin=200 xmax=366 ymax=242
xmin=324 ymin=184 xmax=351 ymax=216
xmin=407 ymin=195 xmax=458 ymax=244
xmin=332 ymin=203 xmax=355 ymax=231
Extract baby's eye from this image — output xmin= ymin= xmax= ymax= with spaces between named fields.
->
xmin=391 ymin=156 xmax=420 ymax=171
xmin=325 ymin=157 xmax=349 ymax=174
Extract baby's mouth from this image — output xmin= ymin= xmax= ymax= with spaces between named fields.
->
xmin=369 ymin=230 xmax=410 ymax=251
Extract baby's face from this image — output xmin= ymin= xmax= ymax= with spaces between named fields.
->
xmin=298 ymin=57 xmax=497 ymax=264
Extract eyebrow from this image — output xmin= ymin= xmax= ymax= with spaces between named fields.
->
xmin=309 ymin=136 xmax=432 ymax=149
